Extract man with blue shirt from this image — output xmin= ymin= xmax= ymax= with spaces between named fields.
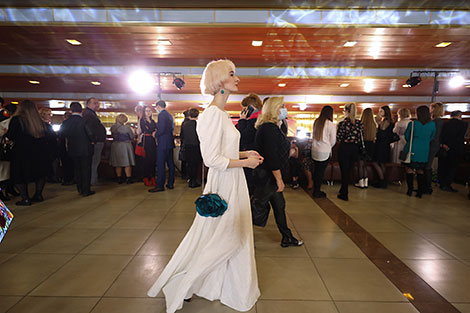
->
xmin=149 ymin=100 xmax=175 ymax=192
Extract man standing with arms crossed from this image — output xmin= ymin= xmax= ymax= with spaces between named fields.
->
xmin=82 ymin=97 xmax=106 ymax=185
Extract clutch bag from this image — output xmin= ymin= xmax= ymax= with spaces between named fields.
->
xmin=0 ymin=200 xmax=14 ymax=244
xmin=195 ymin=193 xmax=228 ymax=218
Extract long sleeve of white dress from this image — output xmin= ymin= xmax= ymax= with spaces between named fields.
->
xmin=147 ymin=105 xmax=260 ymax=313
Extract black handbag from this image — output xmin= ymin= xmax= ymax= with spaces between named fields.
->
xmin=390 ymin=132 xmax=400 ymax=143
xmin=0 ymin=136 xmax=13 ymax=161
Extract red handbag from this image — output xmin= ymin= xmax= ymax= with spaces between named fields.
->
xmin=135 ymin=135 xmax=146 ymax=157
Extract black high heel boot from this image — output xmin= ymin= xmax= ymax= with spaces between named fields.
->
xmin=416 ymin=174 xmax=424 ymax=198
xmin=406 ymin=173 xmax=414 ymax=196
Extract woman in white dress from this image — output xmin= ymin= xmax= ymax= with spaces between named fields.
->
xmin=148 ymin=59 xmax=262 ymax=313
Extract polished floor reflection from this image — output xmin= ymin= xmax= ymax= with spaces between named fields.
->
xmin=0 ymin=179 xmax=468 ymax=313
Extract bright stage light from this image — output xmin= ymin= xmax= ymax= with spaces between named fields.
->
xmin=449 ymin=75 xmax=465 ymax=88
xmin=128 ymin=71 xmax=155 ymax=94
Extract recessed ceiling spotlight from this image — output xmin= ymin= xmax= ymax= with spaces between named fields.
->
xmin=156 ymin=39 xmax=172 ymax=46
xmin=466 ymin=85 xmax=470 ymax=88
xmin=11 ymin=101 xmax=18 ymax=104
xmin=340 ymin=83 xmax=350 ymax=87
xmin=278 ymin=83 xmax=287 ymax=87
xmin=91 ymin=81 xmax=101 ymax=86
xmin=252 ymin=40 xmax=263 ymax=47
xmin=343 ymin=41 xmax=357 ymax=47
xmin=435 ymin=42 xmax=451 ymax=48
xmin=29 ymin=80 xmax=40 ymax=84
xmin=66 ymin=39 xmax=82 ymax=45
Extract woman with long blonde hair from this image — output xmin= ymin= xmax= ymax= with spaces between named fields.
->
xmin=6 ymin=100 xmax=55 ymax=205
xmin=148 ymin=59 xmax=262 ymax=313
xmin=251 ymin=96 xmax=303 ymax=247
xmin=311 ymin=105 xmax=336 ymax=197
xmin=336 ymin=103 xmax=363 ymax=201
xmin=355 ymin=108 xmax=377 ymax=188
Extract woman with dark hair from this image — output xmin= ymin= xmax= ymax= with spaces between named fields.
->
xmin=424 ymin=102 xmax=444 ymax=194
xmin=403 ymin=105 xmax=436 ymax=198
xmin=5 ymin=100 xmax=55 ymax=205
xmin=355 ymin=108 xmax=376 ymax=188
xmin=139 ymin=106 xmax=157 ymax=186
xmin=336 ymin=103 xmax=363 ymax=201
xmin=311 ymin=105 xmax=336 ymax=197
xmin=371 ymin=105 xmax=395 ymax=188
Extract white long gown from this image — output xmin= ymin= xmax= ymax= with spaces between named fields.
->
xmin=147 ymin=105 xmax=260 ymax=313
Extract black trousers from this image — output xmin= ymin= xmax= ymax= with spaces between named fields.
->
xmin=184 ymin=145 xmax=202 ymax=184
xmin=438 ymin=151 xmax=460 ymax=188
xmin=338 ymin=143 xmax=359 ymax=196
xmin=313 ymin=159 xmax=329 ymax=195
xmin=288 ymin=157 xmax=301 ymax=178
xmin=251 ymin=176 xmax=292 ymax=239
xmin=61 ymin=154 xmax=75 ymax=183
xmin=72 ymin=155 xmax=92 ymax=194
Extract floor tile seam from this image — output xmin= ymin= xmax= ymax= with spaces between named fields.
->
xmin=303 ymin=188 xmax=462 ymax=313
xmin=134 ymin=188 xmax=192 ymax=256
xmin=4 ymin=295 xmax=24 ymax=313
xmin=0 ymin=253 xmax=17 ymax=266
xmin=86 ymin=254 xmax=137 ymax=313
xmin=73 ymin=197 xmax=151 ymax=256
xmin=371 ymin=212 xmax=466 ymax=261
xmin=284 ymin=200 xmax=339 ymax=311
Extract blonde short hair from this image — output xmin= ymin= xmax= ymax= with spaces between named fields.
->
xmin=200 ymin=59 xmax=235 ymax=96
xmin=116 ymin=113 xmax=128 ymax=124
xmin=255 ymin=97 xmax=284 ymax=129
xmin=430 ymin=102 xmax=444 ymax=118
xmin=397 ymin=108 xmax=411 ymax=119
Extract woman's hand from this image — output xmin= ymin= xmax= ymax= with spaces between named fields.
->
xmin=276 ymin=178 xmax=285 ymax=192
xmin=244 ymin=155 xmax=262 ymax=169
xmin=245 ymin=150 xmax=262 ymax=159
xmin=240 ymin=108 xmax=248 ymax=120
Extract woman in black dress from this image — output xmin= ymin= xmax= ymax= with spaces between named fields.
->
xmin=355 ymin=108 xmax=376 ymax=189
xmin=251 ymin=97 xmax=303 ymax=247
xmin=6 ymin=100 xmax=55 ymax=205
xmin=139 ymin=106 xmax=157 ymax=186
xmin=371 ymin=105 xmax=394 ymax=188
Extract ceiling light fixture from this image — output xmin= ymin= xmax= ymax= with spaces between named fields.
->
xmin=405 ymin=75 xmax=422 ymax=88
xmin=29 ymin=80 xmax=40 ymax=84
xmin=91 ymin=81 xmax=101 ymax=86
xmin=435 ymin=42 xmax=451 ymax=48
xmin=173 ymin=75 xmax=185 ymax=90
xmin=128 ymin=70 xmax=155 ymax=94
xmin=66 ymin=39 xmax=82 ymax=45
xmin=449 ymin=75 xmax=465 ymax=88
xmin=339 ymin=83 xmax=350 ymax=87
xmin=278 ymin=83 xmax=287 ymax=87
xmin=343 ymin=41 xmax=357 ymax=47
xmin=252 ymin=40 xmax=263 ymax=47
xmin=402 ymin=84 xmax=411 ymax=88
xmin=156 ymin=39 xmax=172 ymax=46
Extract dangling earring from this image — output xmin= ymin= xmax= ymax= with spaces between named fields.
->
xmin=220 ymin=89 xmax=224 ymax=94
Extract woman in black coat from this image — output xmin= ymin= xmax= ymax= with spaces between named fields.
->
xmin=251 ymin=97 xmax=303 ymax=248
xmin=371 ymin=105 xmax=395 ymax=188
xmin=139 ymin=106 xmax=157 ymax=186
xmin=6 ymin=100 xmax=55 ymax=205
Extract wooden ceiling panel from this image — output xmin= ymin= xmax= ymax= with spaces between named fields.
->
xmin=1 ymin=26 xmax=470 ymax=67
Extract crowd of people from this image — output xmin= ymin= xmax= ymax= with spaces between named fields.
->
xmin=0 ymin=89 xmax=468 ymax=208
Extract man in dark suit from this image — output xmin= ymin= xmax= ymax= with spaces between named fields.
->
xmin=180 ymin=108 xmax=202 ymax=188
xmin=82 ymin=97 xmax=106 ymax=185
xmin=438 ymin=110 xmax=468 ymax=192
xmin=149 ymin=100 xmax=175 ymax=192
xmin=61 ymin=102 xmax=95 ymax=196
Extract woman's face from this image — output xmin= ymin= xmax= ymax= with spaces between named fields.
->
xmin=40 ymin=110 xmax=52 ymax=123
xmin=145 ymin=108 xmax=153 ymax=118
xmin=379 ymin=108 xmax=385 ymax=117
xmin=222 ymin=70 xmax=240 ymax=93
xmin=277 ymin=103 xmax=285 ymax=115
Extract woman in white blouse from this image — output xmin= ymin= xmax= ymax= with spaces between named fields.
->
xmin=391 ymin=108 xmax=411 ymax=163
xmin=311 ymin=105 xmax=336 ymax=198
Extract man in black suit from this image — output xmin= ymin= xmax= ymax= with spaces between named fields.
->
xmin=149 ymin=100 xmax=175 ymax=192
xmin=180 ymin=108 xmax=202 ymax=188
xmin=438 ymin=110 xmax=468 ymax=192
xmin=61 ymin=102 xmax=95 ymax=196
xmin=82 ymin=97 xmax=106 ymax=185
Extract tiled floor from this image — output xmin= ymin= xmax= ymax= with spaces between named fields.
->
xmin=0 ymin=179 xmax=468 ymax=313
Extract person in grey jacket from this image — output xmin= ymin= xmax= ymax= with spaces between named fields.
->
xmin=82 ymin=97 xmax=106 ymax=185
xmin=110 ymin=114 xmax=135 ymax=184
